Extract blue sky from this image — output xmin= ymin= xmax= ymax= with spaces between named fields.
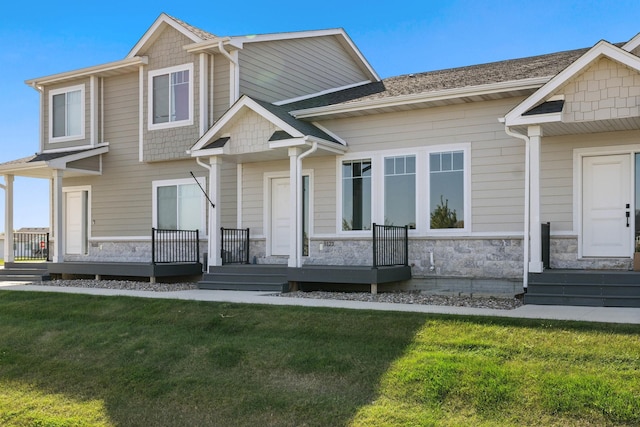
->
xmin=1 ymin=0 xmax=640 ymax=230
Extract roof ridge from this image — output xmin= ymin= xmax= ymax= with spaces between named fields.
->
xmin=162 ymin=13 xmax=218 ymax=40
xmin=392 ymin=46 xmax=594 ymax=81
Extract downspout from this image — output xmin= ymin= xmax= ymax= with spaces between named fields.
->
xmin=195 ymin=157 xmax=213 ymax=269
xmin=295 ymin=140 xmax=318 ymax=267
xmin=217 ymin=40 xmax=239 ymax=102
xmin=503 ymin=124 xmax=531 ymax=290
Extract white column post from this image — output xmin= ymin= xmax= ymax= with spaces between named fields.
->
xmin=199 ymin=53 xmax=209 ymax=137
xmin=528 ymin=125 xmax=544 ymax=273
xmin=209 ymin=156 xmax=222 ymax=267
xmin=52 ymin=170 xmax=64 ymax=263
xmin=4 ymin=175 xmax=14 ymax=263
xmin=288 ymin=147 xmax=301 ymax=268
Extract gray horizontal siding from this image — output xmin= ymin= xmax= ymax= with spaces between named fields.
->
xmin=239 ymin=36 xmax=369 ymax=103
xmin=63 ymin=72 xmax=208 ymax=238
xmin=321 ymin=97 xmax=527 ymax=233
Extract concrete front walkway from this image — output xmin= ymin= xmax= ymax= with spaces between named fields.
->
xmin=1 ymin=282 xmax=640 ymax=325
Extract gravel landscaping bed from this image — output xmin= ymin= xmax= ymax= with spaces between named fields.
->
xmin=278 ymin=290 xmax=523 ymax=310
xmin=36 ymin=279 xmax=523 ymax=309
xmin=38 ymin=279 xmax=199 ymax=292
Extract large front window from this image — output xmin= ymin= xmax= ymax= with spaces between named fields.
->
xmin=50 ymin=85 xmax=84 ymax=141
xmin=148 ymin=64 xmax=193 ymax=129
xmin=342 ymin=160 xmax=371 ymax=230
xmin=154 ymin=179 xmax=204 ymax=233
xmin=385 ymin=155 xmax=416 ymax=229
xmin=430 ymin=151 xmax=464 ymax=229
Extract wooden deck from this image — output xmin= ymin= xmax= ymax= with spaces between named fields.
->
xmin=527 ymin=269 xmax=640 ymax=307
xmin=199 ymin=264 xmax=412 ymax=293
xmin=47 ymin=261 xmax=203 ymax=282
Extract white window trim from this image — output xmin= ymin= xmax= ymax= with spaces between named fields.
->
xmin=152 ymin=177 xmax=206 ymax=235
xmin=426 ymin=145 xmax=471 ymax=235
xmin=147 ymin=63 xmax=194 ymax=131
xmin=337 ymin=143 xmax=471 ymax=237
xmin=336 ymin=156 xmax=375 ymax=236
xmin=49 ymin=84 xmax=85 ymax=143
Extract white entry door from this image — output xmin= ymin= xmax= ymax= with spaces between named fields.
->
xmin=582 ymin=154 xmax=633 ymax=257
xmin=270 ymin=177 xmax=290 ymax=255
xmin=65 ymin=190 xmax=88 ymax=255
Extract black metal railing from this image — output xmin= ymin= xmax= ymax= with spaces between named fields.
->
xmin=221 ymin=227 xmax=250 ymax=264
xmin=372 ymin=223 xmax=409 ymax=268
xmin=541 ymin=221 xmax=550 ymax=270
xmin=151 ymin=228 xmax=200 ymax=264
xmin=14 ymin=232 xmax=50 ymax=261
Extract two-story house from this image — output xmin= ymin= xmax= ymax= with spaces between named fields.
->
xmin=3 ymin=13 xmax=640 ymax=306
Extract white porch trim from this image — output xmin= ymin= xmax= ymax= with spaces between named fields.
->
xmin=528 ymin=126 xmax=544 ymax=273
xmin=2 ymin=175 xmax=14 ymax=263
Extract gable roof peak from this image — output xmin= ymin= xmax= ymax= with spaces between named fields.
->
xmin=127 ymin=13 xmax=217 ymax=58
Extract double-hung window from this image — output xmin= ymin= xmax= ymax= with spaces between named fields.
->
xmin=429 ymin=150 xmax=465 ymax=229
xmin=342 ymin=160 xmax=371 ymax=231
xmin=50 ymin=85 xmax=84 ymax=142
xmin=153 ymin=178 xmax=205 ymax=234
xmin=148 ymin=64 xmax=193 ymax=129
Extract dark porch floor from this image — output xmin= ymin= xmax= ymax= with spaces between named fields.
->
xmin=526 ymin=269 xmax=640 ymax=307
xmin=199 ymin=264 xmax=412 ymax=293
xmin=46 ymin=261 xmax=203 ymax=282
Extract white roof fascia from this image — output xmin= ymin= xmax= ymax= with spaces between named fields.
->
xmin=505 ymin=41 xmax=640 ymax=125
xmin=311 ymin=121 xmax=347 ymax=145
xmin=622 ymin=32 xmax=640 ymax=52
xmin=183 ymin=37 xmax=242 ymax=54
xmin=232 ymin=28 xmax=346 ymax=45
xmin=308 ymin=137 xmax=348 ymax=154
xmin=0 ymin=162 xmax=47 ymax=174
xmin=127 ymin=13 xmax=204 ymax=58
xmin=190 ymin=96 xmax=305 ymax=151
xmin=268 ymin=137 xmax=347 ymax=153
xmin=502 ymin=112 xmax=563 ymax=127
xmin=268 ymin=137 xmax=307 ymax=149
xmin=291 ymin=76 xmax=550 ymax=119
xmin=190 ymin=147 xmax=225 ymax=158
xmin=273 ymin=80 xmax=372 ymax=106
xmin=25 ymin=57 xmax=148 ymax=87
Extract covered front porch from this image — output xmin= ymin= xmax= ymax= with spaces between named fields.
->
xmin=200 ymin=224 xmax=412 ymax=294
xmin=503 ymin=39 xmax=640 ymax=306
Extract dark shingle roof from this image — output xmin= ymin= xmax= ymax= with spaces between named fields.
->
xmin=252 ymin=98 xmax=339 ymax=143
xmin=523 ymin=100 xmax=565 ymax=116
xmin=202 ymin=137 xmax=230 ymax=150
xmin=285 ymin=47 xmax=599 ymax=111
xmin=0 ymin=148 xmax=104 ymax=168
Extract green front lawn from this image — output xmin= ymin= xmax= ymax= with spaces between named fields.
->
xmin=0 ymin=291 xmax=638 ymax=426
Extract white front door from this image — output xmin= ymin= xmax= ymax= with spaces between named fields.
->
xmin=270 ymin=177 xmax=290 ymax=255
xmin=582 ymin=154 xmax=633 ymax=257
xmin=65 ymin=190 xmax=87 ymax=255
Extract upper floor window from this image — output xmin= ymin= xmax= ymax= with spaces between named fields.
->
xmin=148 ymin=64 xmax=193 ymax=130
xmin=50 ymin=85 xmax=84 ymax=142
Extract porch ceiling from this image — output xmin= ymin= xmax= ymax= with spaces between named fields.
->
xmin=218 ymin=143 xmax=341 ymax=164
xmin=510 ymin=115 xmax=640 ymax=137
